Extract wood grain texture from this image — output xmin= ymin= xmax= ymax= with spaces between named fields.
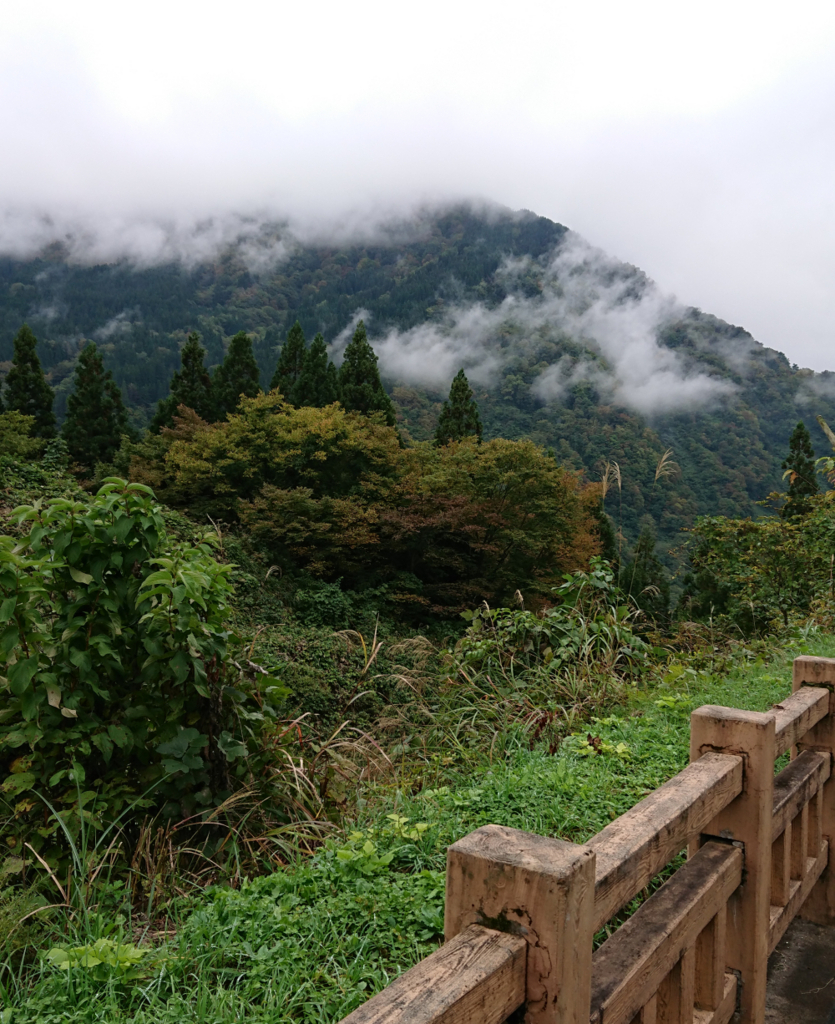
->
xmin=337 ymin=925 xmax=526 ymax=1024
xmin=771 ymin=687 xmax=829 ymax=757
xmin=791 ymin=803 xmax=809 ymax=880
xmin=692 ymin=974 xmax=737 ymax=1024
xmin=793 ymin=655 xmax=835 ymax=689
xmin=769 ymin=840 xmax=829 ymax=952
xmin=792 ymin=657 xmax=835 ymax=925
xmin=589 ymin=842 xmax=742 ymax=1024
xmin=629 ymin=995 xmax=656 ymax=1024
xmin=694 ymin=905 xmax=726 ymax=1012
xmin=771 ymin=749 xmax=829 ymax=841
xmin=590 ymin=753 xmax=742 ymax=931
xmin=770 ymin=823 xmax=791 ymax=907
xmin=689 ymin=705 xmax=775 ymax=1024
xmin=445 ymin=824 xmax=595 ymax=1024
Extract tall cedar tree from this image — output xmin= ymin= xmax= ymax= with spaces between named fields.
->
xmin=294 ymin=333 xmax=340 ymax=407
xmin=213 ymin=331 xmax=261 ymax=418
xmin=5 ymin=323 xmax=56 ymax=438
xmin=338 ymin=320 xmax=396 ymax=426
xmin=63 ymin=342 xmax=129 ymax=473
xmin=782 ymin=421 xmax=819 ymax=516
xmin=434 ymin=368 xmax=482 ymax=445
xmin=151 ymin=332 xmax=215 ymax=431
xmin=270 ymin=321 xmax=307 ymax=399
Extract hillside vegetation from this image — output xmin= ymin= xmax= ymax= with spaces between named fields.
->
xmin=3 ymin=205 xmax=835 ymax=560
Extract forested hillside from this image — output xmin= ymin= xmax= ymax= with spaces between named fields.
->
xmin=1 ymin=203 xmax=833 ymax=558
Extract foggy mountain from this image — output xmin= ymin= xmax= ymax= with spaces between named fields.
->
xmin=1 ymin=202 xmax=833 ymax=558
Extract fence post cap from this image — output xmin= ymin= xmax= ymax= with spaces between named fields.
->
xmin=448 ymin=823 xmax=594 ymax=877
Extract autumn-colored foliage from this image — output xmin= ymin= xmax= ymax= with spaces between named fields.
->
xmin=129 ymin=395 xmax=600 ymax=616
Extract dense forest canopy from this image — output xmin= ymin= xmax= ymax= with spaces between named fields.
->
xmin=1 ymin=203 xmax=834 ymax=562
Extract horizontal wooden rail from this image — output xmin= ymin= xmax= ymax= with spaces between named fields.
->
xmin=589 ymin=752 xmax=742 ymax=930
xmin=339 ymin=657 xmax=835 ymax=1024
xmin=772 ymin=750 xmax=830 ymax=841
xmin=589 ymin=841 xmax=742 ymax=1024
xmin=338 ymin=924 xmax=526 ymax=1024
xmin=772 ymin=687 xmax=829 ymax=757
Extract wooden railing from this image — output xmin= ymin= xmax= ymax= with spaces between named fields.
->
xmin=338 ymin=655 xmax=835 ymax=1024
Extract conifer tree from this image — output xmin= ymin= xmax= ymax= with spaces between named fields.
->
xmin=213 ymin=331 xmax=261 ymax=418
xmin=434 ymin=368 xmax=482 ymax=445
xmin=293 ymin=333 xmax=339 ymax=407
xmin=782 ymin=420 xmax=819 ymax=516
xmin=63 ymin=342 xmax=129 ymax=473
xmin=151 ymin=331 xmax=214 ymax=431
xmin=5 ymin=323 xmax=56 ymax=438
xmin=270 ymin=320 xmax=307 ymax=397
xmin=337 ymin=320 xmax=396 ymax=427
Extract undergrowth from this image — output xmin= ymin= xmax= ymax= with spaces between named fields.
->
xmin=2 ymin=624 xmax=830 ymax=1023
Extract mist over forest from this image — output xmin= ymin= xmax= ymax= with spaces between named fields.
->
xmin=1 ymin=203 xmax=832 ymax=564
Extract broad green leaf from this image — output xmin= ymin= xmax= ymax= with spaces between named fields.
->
xmin=218 ymin=731 xmax=247 ymax=762
xmin=69 ymin=567 xmax=94 ymax=586
xmin=8 ymin=656 xmax=38 ymax=696
xmin=19 ymin=687 xmax=42 ymax=721
xmin=1 ymin=772 xmax=36 ymax=796
xmin=107 ymin=724 xmax=130 ymax=748
xmin=92 ymin=732 xmax=114 ymax=763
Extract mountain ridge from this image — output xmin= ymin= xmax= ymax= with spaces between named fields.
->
xmin=1 ymin=202 xmax=832 ymax=560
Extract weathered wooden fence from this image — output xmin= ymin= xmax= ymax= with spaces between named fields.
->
xmin=338 ymin=655 xmax=835 ymax=1024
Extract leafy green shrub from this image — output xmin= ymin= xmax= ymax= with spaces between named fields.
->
xmin=453 ymin=558 xmax=649 ymax=682
xmin=682 ymin=494 xmax=835 ymax=632
xmin=0 ymin=479 xmax=287 ymax=869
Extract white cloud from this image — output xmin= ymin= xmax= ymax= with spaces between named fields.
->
xmin=0 ymin=5 xmax=835 ymax=371
xmin=364 ymin=234 xmax=736 ymax=416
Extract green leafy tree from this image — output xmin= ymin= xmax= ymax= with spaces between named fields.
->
xmin=270 ymin=320 xmax=307 ymax=398
xmin=781 ymin=421 xmax=819 ymax=516
xmin=213 ymin=331 xmax=261 ymax=418
xmin=63 ymin=343 xmax=129 ymax=474
xmin=434 ymin=369 xmax=482 ymax=445
xmin=0 ymin=411 xmax=43 ymax=459
xmin=151 ymin=331 xmax=215 ymax=431
xmin=338 ymin=320 xmax=397 ymax=427
xmin=679 ymin=502 xmax=835 ymax=631
xmin=4 ymin=323 xmax=56 ymax=439
xmin=294 ymin=333 xmax=340 ymax=407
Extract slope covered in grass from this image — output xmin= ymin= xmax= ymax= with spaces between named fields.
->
xmin=7 ymin=630 xmax=832 ymax=1024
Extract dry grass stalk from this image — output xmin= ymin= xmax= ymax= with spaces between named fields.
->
xmin=654 ymin=447 xmax=680 ymax=482
xmin=601 ymin=460 xmax=622 ymax=500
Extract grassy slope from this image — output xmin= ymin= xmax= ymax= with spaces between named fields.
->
xmin=8 ymin=630 xmax=835 ymax=1023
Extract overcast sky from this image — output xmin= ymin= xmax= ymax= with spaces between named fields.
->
xmin=3 ymin=0 xmax=835 ymax=370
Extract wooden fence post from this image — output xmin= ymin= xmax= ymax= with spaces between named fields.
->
xmin=445 ymin=824 xmax=595 ymax=1024
xmin=690 ymin=706 xmax=776 ymax=1024
xmin=793 ymin=654 xmax=835 ymax=925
